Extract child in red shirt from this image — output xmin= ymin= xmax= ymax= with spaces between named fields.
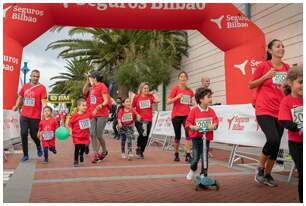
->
xmin=278 ymin=66 xmax=303 ymax=202
xmin=185 ymin=88 xmax=218 ymax=180
xmin=68 ymin=98 xmax=93 ymax=167
xmin=38 ymin=106 xmax=58 ymax=163
xmin=117 ymin=97 xmax=136 ymax=160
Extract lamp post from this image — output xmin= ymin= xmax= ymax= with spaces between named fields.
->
xmin=21 ymin=62 xmax=30 ymax=84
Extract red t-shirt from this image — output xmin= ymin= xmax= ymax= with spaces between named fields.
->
xmin=19 ymin=83 xmax=47 ymax=119
xmin=117 ymin=108 xmax=136 ymax=125
xmin=132 ymin=94 xmax=155 ymax=122
xmin=89 ymin=83 xmax=109 ymax=117
xmin=68 ymin=112 xmax=92 ymax=145
xmin=39 ymin=118 xmax=58 ymax=148
xmin=169 ymin=85 xmax=194 ymax=118
xmin=278 ymin=95 xmax=303 ymax=143
xmin=252 ymin=61 xmax=289 ymax=118
xmin=185 ymin=106 xmax=219 ymax=140
xmin=55 ymin=113 xmax=61 ymax=123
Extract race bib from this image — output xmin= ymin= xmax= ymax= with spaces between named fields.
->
xmin=43 ymin=131 xmax=54 ymax=141
xmin=79 ymin=118 xmax=91 ymax=129
xmin=180 ymin=95 xmax=191 ymax=105
xmin=272 ymin=72 xmax=287 ymax=85
xmin=90 ymin=95 xmax=97 ymax=104
xmin=291 ymin=106 xmax=303 ymax=128
xmin=195 ymin=117 xmax=213 ymax=130
xmin=122 ymin=113 xmax=133 ymax=122
xmin=139 ymin=100 xmax=151 ymax=109
xmin=24 ymin=97 xmax=35 ymax=107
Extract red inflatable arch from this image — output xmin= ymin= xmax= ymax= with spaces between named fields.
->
xmin=3 ymin=3 xmax=266 ymax=110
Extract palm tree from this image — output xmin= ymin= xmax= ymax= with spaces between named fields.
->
xmin=47 ymin=27 xmax=189 ymax=96
xmin=50 ymin=58 xmax=94 ymax=103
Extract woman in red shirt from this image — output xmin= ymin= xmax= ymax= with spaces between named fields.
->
xmin=167 ymin=71 xmax=194 ymax=162
xmin=249 ymin=39 xmax=290 ymax=187
xmin=278 ymin=66 xmax=303 ymax=202
xmin=88 ymin=71 xmax=110 ymax=163
xmin=132 ymin=82 xmax=160 ymax=159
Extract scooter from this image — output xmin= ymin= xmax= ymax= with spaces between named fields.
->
xmin=192 ymin=127 xmax=220 ymax=191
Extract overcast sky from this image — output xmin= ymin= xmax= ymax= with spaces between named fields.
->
xmin=21 ymin=27 xmax=90 ymax=92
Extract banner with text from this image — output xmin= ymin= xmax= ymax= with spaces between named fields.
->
xmin=151 ymin=104 xmax=288 ymax=150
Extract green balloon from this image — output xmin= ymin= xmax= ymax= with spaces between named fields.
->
xmin=55 ymin=127 xmax=70 ymax=140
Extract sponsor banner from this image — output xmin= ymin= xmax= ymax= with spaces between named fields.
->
xmin=151 ymin=104 xmax=288 ymax=149
xmin=48 ymin=94 xmax=71 ymax=103
xmin=3 ymin=110 xmax=21 ymax=142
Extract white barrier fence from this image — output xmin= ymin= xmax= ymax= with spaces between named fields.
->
xmin=3 ymin=110 xmax=21 ymax=146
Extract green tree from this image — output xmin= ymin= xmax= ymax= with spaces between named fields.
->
xmin=47 ymin=27 xmax=189 ymax=96
xmin=50 ymin=58 xmax=94 ymax=104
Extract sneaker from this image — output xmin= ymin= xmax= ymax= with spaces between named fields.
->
xmin=185 ymin=153 xmax=192 ymax=162
xmin=74 ymin=160 xmax=79 ymax=167
xmin=186 ymin=170 xmax=195 ymax=180
xmin=128 ymin=153 xmax=133 ymax=160
xmin=121 ymin=153 xmax=126 ymax=159
xmin=43 ymin=158 xmax=48 ymax=164
xmin=80 ymin=156 xmax=84 ymax=162
xmin=174 ymin=152 xmax=180 ymax=162
xmin=37 ymin=147 xmax=43 ymax=157
xmin=91 ymin=153 xmax=101 ymax=163
xmin=255 ymin=167 xmax=265 ymax=184
xmin=21 ymin=155 xmax=29 ymax=162
xmin=140 ymin=151 xmax=144 ymax=159
xmin=136 ymin=148 xmax=141 ymax=159
xmin=264 ymin=174 xmax=278 ymax=187
xmin=49 ymin=147 xmax=57 ymax=154
xmin=99 ymin=151 xmax=108 ymax=161
xmin=85 ymin=145 xmax=89 ymax=155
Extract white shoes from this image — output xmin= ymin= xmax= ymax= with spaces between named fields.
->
xmin=121 ymin=153 xmax=126 ymax=159
xmin=128 ymin=153 xmax=133 ymax=160
xmin=186 ymin=170 xmax=195 ymax=180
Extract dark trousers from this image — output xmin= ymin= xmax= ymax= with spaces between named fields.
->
xmin=171 ymin=116 xmax=188 ymax=141
xmin=119 ymin=125 xmax=133 ymax=154
xmin=135 ymin=121 xmax=152 ymax=153
xmin=256 ymin=115 xmax=284 ymax=160
xmin=113 ymin=119 xmax=119 ymax=137
xmin=288 ymin=141 xmax=303 ymax=203
xmin=74 ymin=144 xmax=85 ymax=162
xmin=190 ymin=137 xmax=208 ymax=175
xmin=20 ymin=115 xmax=41 ymax=156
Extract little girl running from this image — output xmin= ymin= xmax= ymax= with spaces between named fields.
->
xmin=278 ymin=65 xmax=303 ymax=202
xmin=117 ymin=97 xmax=136 ymax=160
xmin=38 ymin=106 xmax=58 ymax=163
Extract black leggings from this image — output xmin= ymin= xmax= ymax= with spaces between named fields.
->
xmin=74 ymin=144 xmax=85 ymax=161
xmin=256 ymin=115 xmax=284 ymax=160
xmin=171 ymin=116 xmax=188 ymax=142
xmin=135 ymin=121 xmax=152 ymax=153
xmin=288 ymin=141 xmax=303 ymax=203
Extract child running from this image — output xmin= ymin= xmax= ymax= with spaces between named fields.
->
xmin=278 ymin=65 xmax=303 ymax=203
xmin=38 ymin=106 xmax=58 ymax=163
xmin=68 ymin=98 xmax=93 ymax=167
xmin=117 ymin=97 xmax=136 ymax=160
xmin=185 ymin=88 xmax=219 ymax=180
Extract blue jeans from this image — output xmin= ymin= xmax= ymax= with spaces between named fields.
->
xmin=190 ymin=137 xmax=208 ymax=176
xmin=119 ymin=125 xmax=133 ymax=154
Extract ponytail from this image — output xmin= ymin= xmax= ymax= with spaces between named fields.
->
xmin=266 ymin=39 xmax=281 ymax=60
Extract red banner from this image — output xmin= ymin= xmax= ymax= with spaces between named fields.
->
xmin=3 ymin=3 xmax=265 ymax=109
